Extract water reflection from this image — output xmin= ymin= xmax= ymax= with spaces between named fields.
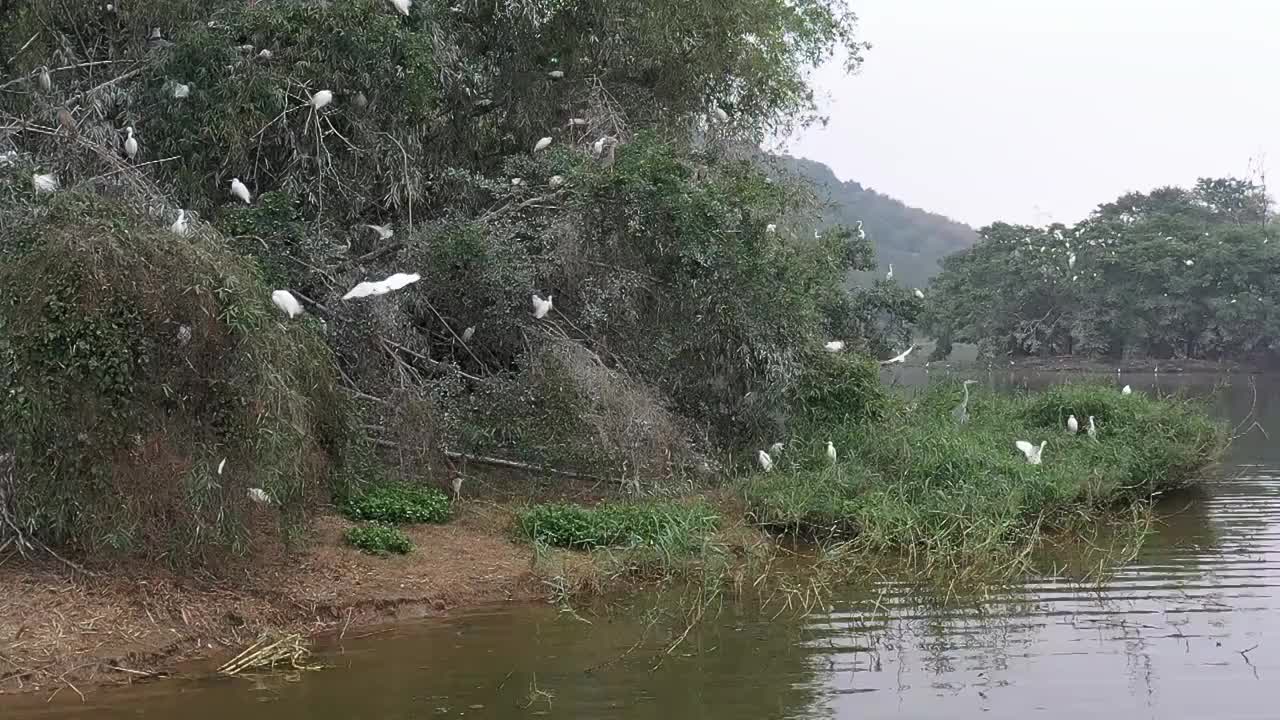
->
xmin=10 ymin=373 xmax=1278 ymax=719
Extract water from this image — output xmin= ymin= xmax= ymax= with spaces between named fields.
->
xmin=9 ymin=373 xmax=1278 ymax=719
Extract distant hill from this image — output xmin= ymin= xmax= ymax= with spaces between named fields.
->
xmin=777 ymin=156 xmax=980 ymax=290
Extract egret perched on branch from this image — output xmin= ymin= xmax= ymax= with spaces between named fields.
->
xmin=343 ymin=272 xmax=421 ymax=300
xmin=170 ymin=209 xmax=190 ymax=236
xmin=880 ymin=345 xmax=916 ymax=365
xmin=1087 ymin=416 xmax=1098 ymax=442
xmin=230 ymin=177 xmax=251 ymax=203
xmin=32 ymin=172 xmax=59 ymax=193
xmin=1066 ymin=414 xmax=1079 ymax=434
xmin=173 ymin=82 xmax=190 ymax=99
xmin=913 ymin=288 xmax=925 ymax=299
xmin=855 ymin=220 xmax=865 ymax=240
xmin=547 ymin=70 xmax=565 ymax=79
xmin=824 ymin=340 xmax=845 ymax=353
xmin=272 ymin=290 xmax=303 ymax=318
xmin=1015 ymin=440 xmax=1046 ymax=465
xmin=123 ymin=126 xmax=138 ymax=160
xmin=826 ymin=441 xmax=837 ymax=463
xmin=247 ymin=488 xmax=273 ymax=505
xmin=1121 ymin=385 xmax=1132 ymax=395
xmin=389 ymin=0 xmax=411 ymax=15
xmin=757 ymin=450 xmax=774 ymax=472
xmin=769 ymin=441 xmax=784 ymax=456
xmin=364 ymin=223 xmax=393 ymax=240
xmin=310 ymin=89 xmax=333 ymax=109
xmin=952 ymin=380 xmax=978 ymax=425
xmin=532 ymin=294 xmax=553 ymax=319
xmin=534 ymin=136 xmax=552 ymax=152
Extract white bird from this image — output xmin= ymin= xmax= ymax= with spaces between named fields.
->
xmin=532 ymin=294 xmax=553 ymax=319
xmin=342 ymin=272 xmax=421 ymax=300
xmin=460 ymin=326 xmax=475 ymax=343
xmin=176 ymin=324 xmax=192 ymax=345
xmin=913 ymin=288 xmax=925 ymax=299
xmin=1184 ymin=259 xmax=1194 ymax=267
xmin=1015 ymin=440 xmax=1046 ymax=465
xmin=32 ymin=172 xmax=59 ymax=193
xmin=534 ymin=136 xmax=552 ymax=152
xmin=1121 ymin=385 xmax=1132 ymax=395
xmin=38 ymin=67 xmax=51 ymax=92
xmin=757 ymin=450 xmax=773 ymax=472
xmin=272 ymin=290 xmax=303 ymax=318
xmin=451 ymin=476 xmax=463 ymax=500
xmin=173 ymin=82 xmax=190 ymax=99
xmin=1068 ymin=252 xmax=1076 ymax=269
xmin=591 ymin=137 xmax=608 ymax=157
xmin=1066 ymin=414 xmax=1079 ymax=434
xmin=364 ymin=223 xmax=393 ymax=240
xmin=389 ymin=0 xmax=411 ymax=15
xmin=880 ymin=345 xmax=916 ymax=365
xmin=548 ymin=175 xmax=565 ymax=188
xmin=1087 ymin=416 xmax=1098 ymax=442
xmin=826 ymin=441 xmax=837 ymax=463
xmin=711 ymin=106 xmax=729 ymax=123
xmin=766 ymin=223 xmax=777 ymax=233
xmin=547 ymin=70 xmax=565 ymax=79
xmin=511 ymin=177 xmax=524 ymax=186
xmin=310 ymin=89 xmax=333 ymax=109
xmin=170 ymin=209 xmax=190 ymax=236
xmin=230 ymin=177 xmax=251 ymax=203
xmin=247 ymin=488 xmax=273 ymax=505
xmin=885 ymin=264 xmax=894 ymax=281
xmin=768 ymin=441 xmax=784 ymax=456
xmin=256 ymin=48 xmax=273 ymax=60
xmin=567 ymin=118 xmax=587 ymax=126
xmin=824 ymin=340 xmax=846 ymax=353
xmin=217 ymin=458 xmax=226 ymax=475
xmin=855 ymin=220 xmax=865 ymax=240
xmin=123 ymin=126 xmax=138 ymax=159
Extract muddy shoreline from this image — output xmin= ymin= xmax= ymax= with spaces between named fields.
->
xmin=0 ymin=506 xmax=541 ymax=698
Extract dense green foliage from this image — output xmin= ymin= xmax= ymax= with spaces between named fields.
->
xmin=925 ymin=178 xmax=1280 ymax=361
xmin=345 ymin=523 xmax=413 ymax=555
xmin=744 ymin=382 xmax=1226 ymax=555
xmin=345 ymin=483 xmax=452 ymax=525
xmin=517 ymin=501 xmax=720 ymax=551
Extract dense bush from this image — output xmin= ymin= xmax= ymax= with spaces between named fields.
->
xmin=345 ymin=484 xmax=452 ymax=525
xmin=516 ymin=501 xmax=720 ymax=551
xmin=345 ymin=524 xmax=412 ymax=555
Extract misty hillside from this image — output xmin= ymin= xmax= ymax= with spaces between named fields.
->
xmin=780 ymin=156 xmax=980 ymax=290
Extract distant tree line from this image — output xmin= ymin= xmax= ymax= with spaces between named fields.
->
xmin=924 ymin=178 xmax=1280 ymax=363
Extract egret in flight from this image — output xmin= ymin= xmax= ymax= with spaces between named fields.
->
xmin=881 ymin=345 xmax=916 ymax=365
xmin=1015 ymin=440 xmax=1046 ymax=465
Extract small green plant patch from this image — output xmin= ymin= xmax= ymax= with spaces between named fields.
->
xmin=516 ymin=501 xmax=720 ymax=552
xmin=345 ymin=524 xmax=412 ymax=555
xmin=345 ymin=484 xmax=451 ymax=525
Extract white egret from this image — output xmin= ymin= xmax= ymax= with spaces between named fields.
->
xmin=1087 ymin=416 xmax=1098 ymax=442
xmin=1184 ymin=259 xmax=1194 ymax=267
xmin=567 ymin=118 xmax=587 ymax=126
xmin=1121 ymin=385 xmax=1132 ymax=395
xmin=170 ymin=208 xmax=190 ymax=236
xmin=913 ymin=288 xmax=925 ymax=299
xmin=711 ymin=106 xmax=729 ymax=123
xmin=461 ymin=326 xmax=475 ymax=343
xmin=123 ymin=126 xmax=138 ymax=159
xmin=548 ymin=175 xmax=565 ymax=188
xmin=173 ymin=82 xmax=190 ymax=99
xmin=389 ymin=0 xmax=411 ymax=15
xmin=766 ymin=223 xmax=777 ymax=233
xmin=364 ymin=223 xmax=393 ymax=240
xmin=880 ymin=344 xmax=916 ymax=365
xmin=1066 ymin=414 xmax=1079 ymax=434
xmin=885 ymin=264 xmax=894 ymax=281
xmin=1068 ymin=252 xmax=1076 ymax=269
xmin=176 ymin=324 xmax=192 ymax=345
xmin=342 ymin=272 xmax=421 ymax=300
xmin=855 ymin=220 xmax=865 ymax=240
xmin=824 ymin=340 xmax=845 ymax=353
xmin=272 ymin=290 xmax=303 ymax=318
xmin=757 ymin=450 xmax=774 ymax=472
xmin=768 ymin=441 xmax=784 ymax=456
xmin=591 ymin=137 xmax=608 ymax=157
xmin=547 ymin=70 xmax=565 ymax=79
xmin=230 ymin=177 xmax=251 ymax=203
xmin=247 ymin=488 xmax=273 ymax=505
xmin=310 ymin=89 xmax=333 ymax=109
xmin=1015 ymin=440 xmax=1046 ymax=465
xmin=826 ymin=441 xmax=837 ymax=463
xmin=217 ymin=458 xmax=226 ymax=475
xmin=32 ymin=172 xmax=59 ymax=193
xmin=952 ymin=380 xmax=978 ymax=425
xmin=532 ymin=294 xmax=553 ymax=319
xmin=256 ymin=48 xmax=273 ymax=60
xmin=452 ymin=476 xmax=463 ymax=500
xmin=511 ymin=177 xmax=523 ymax=186
xmin=38 ymin=66 xmax=51 ymax=92
xmin=534 ymin=136 xmax=552 ymax=152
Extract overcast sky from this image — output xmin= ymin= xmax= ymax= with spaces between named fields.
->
xmin=785 ymin=0 xmax=1280 ymax=229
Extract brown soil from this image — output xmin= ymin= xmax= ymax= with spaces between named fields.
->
xmin=0 ymin=503 xmax=539 ymax=699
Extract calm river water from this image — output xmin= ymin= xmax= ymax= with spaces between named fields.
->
xmin=10 ymin=372 xmax=1278 ymax=719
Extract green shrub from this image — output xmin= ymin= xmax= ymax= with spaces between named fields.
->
xmin=345 ymin=524 xmax=412 ymax=555
xmin=516 ymin=501 xmax=720 ymax=552
xmin=345 ymin=484 xmax=451 ymax=525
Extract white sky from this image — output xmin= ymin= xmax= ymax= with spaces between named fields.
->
xmin=785 ymin=0 xmax=1280 ymax=228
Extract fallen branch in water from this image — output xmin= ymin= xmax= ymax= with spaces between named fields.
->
xmin=217 ymin=633 xmax=318 ymax=677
